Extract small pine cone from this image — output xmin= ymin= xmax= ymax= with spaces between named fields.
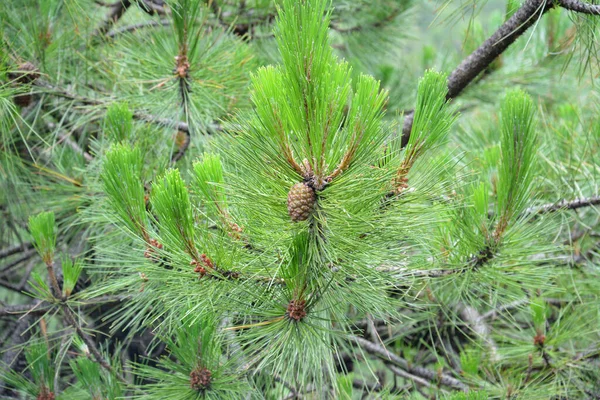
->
xmin=286 ymin=299 xmax=307 ymax=321
xmin=190 ymin=367 xmax=212 ymax=391
xmin=13 ymin=93 xmax=33 ymax=108
xmin=9 ymin=62 xmax=40 ymax=84
xmin=287 ymin=182 xmax=316 ymax=222
xmin=37 ymin=387 xmax=55 ymax=400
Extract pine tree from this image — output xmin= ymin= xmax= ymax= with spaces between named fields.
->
xmin=2 ymin=0 xmax=600 ymax=399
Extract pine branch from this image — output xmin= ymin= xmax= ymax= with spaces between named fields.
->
xmin=330 ymin=8 xmax=402 ymax=34
xmin=90 ymin=0 xmax=133 ymax=40
xmin=60 ymin=305 xmax=128 ymax=384
xmin=459 ymin=305 xmax=499 ymax=361
xmin=349 ymin=336 xmax=469 ymax=392
xmin=386 ymin=365 xmax=433 ymax=389
xmin=557 ymin=0 xmax=600 ymax=15
xmin=402 ymin=0 xmax=554 ymax=147
xmin=0 ymin=313 xmax=35 ymax=396
xmin=35 ymin=81 xmax=223 ymax=134
xmin=526 ymin=195 xmax=600 ymax=214
xmin=107 ymin=19 xmax=171 ymax=38
xmin=0 ymin=249 xmax=36 ymax=276
xmin=0 ymin=296 xmax=129 ymax=317
xmin=138 ymin=0 xmax=168 ymax=16
xmin=0 ymin=242 xmax=33 ymax=259
xmin=56 ymin=132 xmax=94 ymax=162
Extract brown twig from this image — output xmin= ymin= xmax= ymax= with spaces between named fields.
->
xmin=57 ymin=131 xmax=94 ymax=162
xmin=90 ymin=0 xmax=133 ymax=40
xmin=0 ymin=295 xmax=129 ymax=317
xmin=350 ymin=335 xmax=469 ymax=391
xmin=0 ymin=249 xmax=36 ymax=275
xmin=526 ymin=196 xmax=600 ymax=214
xmin=61 ymin=305 xmax=127 ymax=384
xmin=401 ymin=0 xmax=555 ymax=147
xmin=330 ymin=8 xmax=403 ymax=34
xmin=106 ymin=19 xmax=171 ymax=38
xmin=459 ymin=304 xmax=499 ymax=361
xmin=0 ymin=242 xmax=33 ymax=259
xmin=557 ymin=0 xmax=600 ymax=15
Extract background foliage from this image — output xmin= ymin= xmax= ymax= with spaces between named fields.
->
xmin=1 ymin=0 xmax=600 ymax=399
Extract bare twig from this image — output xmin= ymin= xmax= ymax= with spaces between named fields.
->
xmin=0 ymin=242 xmax=33 ymax=259
xmin=459 ymin=305 xmax=499 ymax=361
xmin=106 ymin=19 xmax=170 ymax=38
xmin=94 ymin=0 xmax=115 ymax=6
xmin=61 ymin=305 xmax=127 ymax=384
xmin=0 ymin=296 xmax=129 ymax=317
xmin=330 ymin=8 xmax=402 ymax=34
xmin=386 ymin=365 xmax=433 ymax=389
xmin=350 ymin=335 xmax=469 ymax=391
xmin=90 ymin=0 xmax=133 ymax=40
xmin=35 ymin=81 xmax=223 ymax=138
xmin=401 ymin=0 xmax=554 ymax=147
xmin=57 ymin=131 xmax=94 ymax=162
xmin=557 ymin=0 xmax=600 ymax=15
xmin=0 ymin=249 xmax=36 ymax=275
xmin=137 ymin=0 xmax=168 ymax=16
xmin=0 ymin=312 xmax=36 ymax=395
xmin=526 ymin=196 xmax=600 ymax=214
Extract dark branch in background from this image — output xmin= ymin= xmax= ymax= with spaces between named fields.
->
xmin=57 ymin=131 xmax=94 ymax=162
xmin=401 ymin=0 xmax=555 ymax=147
xmin=527 ymin=195 xmax=600 ymax=214
xmin=106 ymin=19 xmax=171 ymax=38
xmin=0 ymin=295 xmax=129 ymax=317
xmin=137 ymin=0 xmax=168 ymax=16
xmin=330 ymin=8 xmax=402 ymax=33
xmin=350 ymin=335 xmax=469 ymax=392
xmin=90 ymin=0 xmax=133 ymax=40
xmin=61 ymin=305 xmax=128 ymax=384
xmin=0 ymin=314 xmax=35 ymax=396
xmin=207 ymin=1 xmax=277 ymax=38
xmin=32 ymin=81 xmax=223 ymax=163
xmin=557 ymin=0 xmax=600 ymax=15
xmin=0 ymin=242 xmax=33 ymax=259
xmin=0 ymin=249 xmax=36 ymax=276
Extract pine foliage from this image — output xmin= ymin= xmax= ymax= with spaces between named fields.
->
xmin=2 ymin=0 xmax=600 ymax=399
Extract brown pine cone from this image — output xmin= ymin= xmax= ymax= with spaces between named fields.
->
xmin=190 ymin=367 xmax=212 ymax=391
xmin=8 ymin=62 xmax=40 ymax=84
xmin=287 ymin=182 xmax=316 ymax=222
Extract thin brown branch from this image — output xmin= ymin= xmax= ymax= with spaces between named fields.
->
xmin=350 ymin=335 xmax=469 ymax=391
xmin=90 ymin=0 xmax=133 ymax=40
xmin=0 ymin=242 xmax=33 ymax=259
xmin=93 ymin=0 xmax=115 ymax=6
xmin=386 ymin=365 xmax=433 ymax=388
xmin=459 ymin=305 xmax=499 ymax=361
xmin=61 ymin=305 xmax=127 ymax=384
xmin=35 ymin=81 xmax=223 ymax=138
xmin=330 ymin=8 xmax=402 ymax=34
xmin=106 ymin=19 xmax=171 ymax=38
xmin=138 ymin=0 xmax=168 ymax=16
xmin=557 ymin=0 xmax=600 ymax=15
xmin=0 ymin=296 xmax=129 ymax=317
xmin=0 ymin=249 xmax=36 ymax=275
xmin=401 ymin=0 xmax=555 ymax=147
xmin=526 ymin=195 xmax=600 ymax=214
xmin=57 ymin=131 xmax=94 ymax=162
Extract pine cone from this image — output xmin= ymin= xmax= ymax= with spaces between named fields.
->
xmin=9 ymin=62 xmax=40 ymax=84
xmin=286 ymin=299 xmax=307 ymax=321
xmin=190 ymin=367 xmax=212 ymax=391
xmin=287 ymin=182 xmax=315 ymax=222
xmin=36 ymin=386 xmax=55 ymax=400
